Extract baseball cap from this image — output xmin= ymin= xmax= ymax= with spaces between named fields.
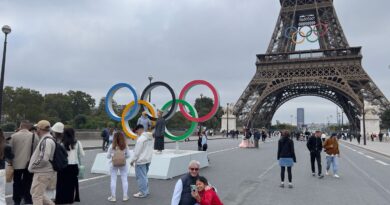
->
xmin=36 ymin=120 xmax=51 ymax=131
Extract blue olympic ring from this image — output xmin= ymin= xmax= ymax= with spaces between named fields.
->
xmin=105 ymin=83 xmax=139 ymax=121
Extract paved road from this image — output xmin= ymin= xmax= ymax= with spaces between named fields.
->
xmin=6 ymin=137 xmax=390 ymax=205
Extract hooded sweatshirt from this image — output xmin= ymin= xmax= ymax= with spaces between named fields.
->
xmin=131 ymin=132 xmax=153 ymax=165
xmin=28 ymin=133 xmax=56 ymax=173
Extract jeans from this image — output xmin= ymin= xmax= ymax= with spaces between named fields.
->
xmin=110 ymin=165 xmax=129 ymax=198
xmin=326 ymin=156 xmax=338 ymax=174
xmin=13 ymin=169 xmax=33 ymax=204
xmin=310 ymin=151 xmax=322 ymax=175
xmin=135 ymin=163 xmax=150 ymax=195
xmin=30 ymin=172 xmax=56 ymax=205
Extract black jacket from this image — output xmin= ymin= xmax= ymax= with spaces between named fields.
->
xmin=306 ymin=136 xmax=323 ymax=153
xmin=277 ymin=137 xmax=296 ymax=162
xmin=0 ymin=144 xmax=14 ymax=169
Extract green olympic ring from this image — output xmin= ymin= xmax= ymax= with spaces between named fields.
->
xmin=161 ymin=99 xmax=198 ymax=141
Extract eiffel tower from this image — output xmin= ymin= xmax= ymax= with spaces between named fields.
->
xmin=234 ymin=0 xmax=390 ymax=132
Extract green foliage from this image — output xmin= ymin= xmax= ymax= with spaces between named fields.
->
xmin=67 ymin=91 xmax=96 ymax=117
xmin=74 ymin=114 xmax=87 ymax=129
xmin=194 ymin=96 xmax=224 ymax=130
xmin=1 ymin=122 xmax=17 ymax=132
xmin=380 ymin=109 xmax=390 ymax=129
xmin=43 ymin=93 xmax=73 ymax=123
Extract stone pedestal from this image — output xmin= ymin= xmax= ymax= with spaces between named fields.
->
xmin=91 ymin=149 xmax=209 ymax=180
xmin=221 ymin=114 xmax=237 ymax=132
xmin=360 ymin=113 xmax=380 ymax=136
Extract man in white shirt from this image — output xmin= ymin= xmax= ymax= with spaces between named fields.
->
xmin=171 ymin=160 xmax=200 ymax=205
xmin=131 ymin=125 xmax=153 ymax=198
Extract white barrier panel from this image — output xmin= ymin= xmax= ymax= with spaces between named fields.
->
xmin=91 ymin=149 xmax=209 ymax=180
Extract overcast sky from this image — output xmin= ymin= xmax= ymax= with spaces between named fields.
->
xmin=1 ymin=0 xmax=389 ymax=124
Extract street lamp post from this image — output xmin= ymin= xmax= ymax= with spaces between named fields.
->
xmin=148 ymin=75 xmax=153 ymax=102
xmin=227 ymin=103 xmax=229 ymax=137
xmin=200 ymin=93 xmax=203 ymax=132
xmin=0 ymin=25 xmax=11 ymax=123
xmin=361 ymin=89 xmax=367 ymax=146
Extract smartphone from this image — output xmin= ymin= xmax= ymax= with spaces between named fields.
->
xmin=190 ymin=185 xmax=197 ymax=192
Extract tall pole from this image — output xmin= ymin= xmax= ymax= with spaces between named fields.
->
xmin=200 ymin=93 xmax=203 ymax=133
xmin=227 ymin=103 xmax=229 ymax=137
xmin=0 ymin=25 xmax=11 ymax=123
xmin=363 ymin=99 xmax=366 ymax=146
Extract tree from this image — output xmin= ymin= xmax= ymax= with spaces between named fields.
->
xmin=380 ymin=109 xmax=390 ymax=129
xmin=67 ymin=90 xmax=95 ymax=117
xmin=43 ymin=93 xmax=73 ymax=123
xmin=2 ymin=86 xmax=44 ymax=123
xmin=74 ymin=114 xmax=88 ymax=129
xmin=194 ymin=97 xmax=224 ymax=130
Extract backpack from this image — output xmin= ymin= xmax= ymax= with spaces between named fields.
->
xmin=46 ymin=138 xmax=68 ymax=172
xmin=112 ymin=148 xmax=126 ymax=167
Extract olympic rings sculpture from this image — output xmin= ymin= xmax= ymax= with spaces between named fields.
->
xmin=105 ymin=80 xmax=220 ymax=141
xmin=284 ymin=22 xmax=328 ymax=44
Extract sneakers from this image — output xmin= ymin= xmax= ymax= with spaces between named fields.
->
xmin=288 ymin=183 xmax=293 ymax=188
xmin=279 ymin=182 xmax=284 ymax=188
xmin=318 ymin=175 xmax=324 ymax=179
xmin=325 ymin=170 xmax=330 ymax=176
xmin=123 ymin=196 xmax=129 ymax=202
xmin=107 ymin=196 xmax=116 ymax=202
xmin=334 ymin=174 xmax=340 ymax=178
xmin=133 ymin=192 xmax=147 ymax=198
xmin=312 ymin=173 xmax=316 ymax=177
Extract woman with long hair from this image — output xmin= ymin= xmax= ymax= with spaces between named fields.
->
xmin=55 ymin=128 xmax=85 ymax=204
xmin=0 ymin=128 xmax=14 ymax=169
xmin=191 ymin=176 xmax=223 ymax=205
xmin=107 ymin=132 xmax=130 ymax=202
xmin=277 ymin=130 xmax=296 ymax=188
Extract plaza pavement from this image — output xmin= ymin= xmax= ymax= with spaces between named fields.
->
xmin=342 ymin=138 xmax=390 ymax=158
xmin=5 ymin=136 xmax=390 ymax=204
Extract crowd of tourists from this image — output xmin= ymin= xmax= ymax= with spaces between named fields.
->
xmin=1 ymin=120 xmax=85 ymax=205
xmin=277 ymin=130 xmax=341 ymax=188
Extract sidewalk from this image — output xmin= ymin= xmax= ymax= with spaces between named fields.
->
xmin=342 ymin=139 xmax=390 ymax=158
xmin=80 ymin=135 xmax=227 ymax=150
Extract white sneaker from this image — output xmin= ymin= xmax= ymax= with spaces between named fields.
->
xmin=107 ymin=196 xmax=116 ymax=202
xmin=334 ymin=174 xmax=340 ymax=178
xmin=325 ymin=171 xmax=330 ymax=176
xmin=123 ymin=196 xmax=129 ymax=201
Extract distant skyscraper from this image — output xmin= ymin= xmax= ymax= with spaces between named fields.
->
xmin=297 ymin=108 xmax=304 ymax=130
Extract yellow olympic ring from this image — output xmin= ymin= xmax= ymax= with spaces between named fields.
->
xmin=292 ymin=31 xmax=305 ymax=44
xmin=121 ymin=100 xmax=156 ymax=140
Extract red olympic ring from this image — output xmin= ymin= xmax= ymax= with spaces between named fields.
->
xmin=178 ymin=80 xmax=220 ymax=123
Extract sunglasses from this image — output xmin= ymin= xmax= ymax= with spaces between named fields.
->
xmin=190 ymin=168 xmax=199 ymax=171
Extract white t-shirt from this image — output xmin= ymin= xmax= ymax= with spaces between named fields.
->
xmin=66 ymin=141 xmax=85 ymax=165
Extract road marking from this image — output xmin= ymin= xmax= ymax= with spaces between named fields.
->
xmin=258 ymin=162 xmax=278 ymax=179
xmin=208 ymin=147 xmax=239 ymax=155
xmin=5 ymin=175 xmax=109 ymax=199
xmin=343 ymin=154 xmax=390 ymax=195
xmin=358 ymin=151 xmax=364 ymax=155
xmin=376 ymin=160 xmax=389 ymax=166
xmin=365 ymin=155 xmax=375 ymax=159
xmin=351 ymin=149 xmax=357 ymax=152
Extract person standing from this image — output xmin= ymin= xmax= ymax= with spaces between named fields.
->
xmin=101 ymin=127 xmax=110 ymax=151
xmin=28 ymin=120 xmax=56 ymax=205
xmin=9 ymin=120 xmax=39 ymax=205
xmin=254 ymin=129 xmax=261 ymax=148
xmin=56 ymin=128 xmax=85 ymax=204
xmin=153 ymin=110 xmax=166 ymax=154
xmin=323 ymin=133 xmax=340 ymax=178
xmin=307 ymin=131 xmax=324 ymax=179
xmin=0 ymin=128 xmax=14 ymax=169
xmin=171 ymin=160 xmax=201 ymax=205
xmin=261 ymin=129 xmax=267 ymax=142
xmin=131 ymin=125 xmax=154 ymax=198
xmin=107 ymin=131 xmax=130 ymax=202
xmin=137 ymin=111 xmax=152 ymax=132
xmin=379 ymin=132 xmax=384 ymax=142
xmin=357 ymin=133 xmax=361 ymax=144
xmin=277 ymin=131 xmax=296 ymax=188
xmin=201 ymin=131 xmax=208 ymax=152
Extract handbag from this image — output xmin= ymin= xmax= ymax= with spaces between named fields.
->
xmin=77 ymin=141 xmax=85 ymax=179
xmin=6 ymin=163 xmax=14 ymax=183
